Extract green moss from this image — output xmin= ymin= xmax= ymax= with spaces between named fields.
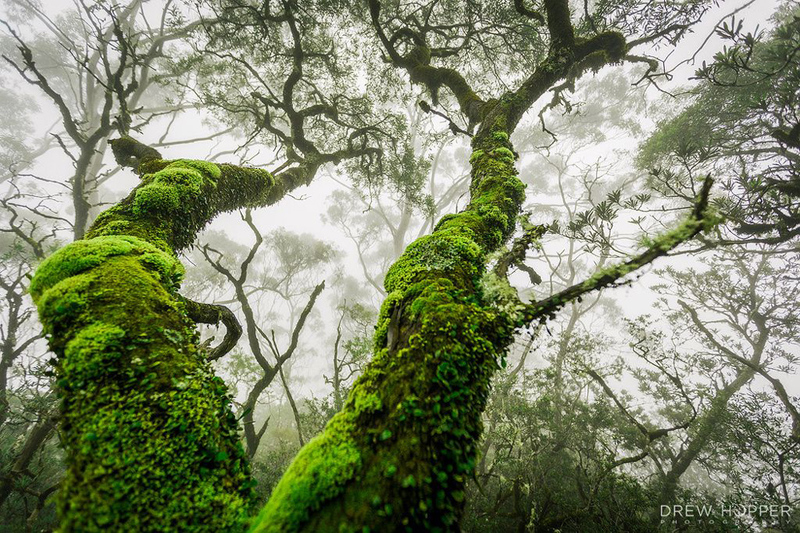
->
xmin=170 ymin=158 xmax=222 ymax=182
xmin=251 ymin=129 xmax=526 ymax=532
xmin=580 ymin=262 xmax=639 ymax=290
xmin=62 ymin=322 xmax=126 ymax=385
xmin=134 ymin=184 xmax=182 ymax=215
xmin=646 ymin=208 xmax=720 ymax=251
xmin=86 ymin=159 xmax=274 ymax=252
xmin=30 ymin=235 xmax=182 ymax=301
xmin=250 ymin=410 xmax=363 ymax=533
xmin=28 ymin=153 xmax=273 ymax=531
xmin=36 ymin=274 xmax=92 ymax=337
xmin=491 ymin=131 xmax=509 ymax=142
xmin=138 ymin=158 xmax=171 ymax=175
xmin=491 ymin=147 xmax=515 ymax=164
xmin=133 ymin=162 xmax=212 ymax=216
xmin=353 ymin=393 xmax=383 ymax=417
xmin=373 ymin=291 xmax=404 ymax=350
xmin=383 ymin=232 xmax=483 ymax=293
xmin=479 ymin=269 xmax=524 ymax=317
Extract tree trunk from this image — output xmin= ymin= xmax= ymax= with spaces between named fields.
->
xmin=250 ymin=125 xmax=525 ymax=532
xmin=0 ymin=415 xmax=56 ymax=508
xmin=29 ymin=150 xmax=295 ymax=531
xmin=243 ymin=372 xmax=278 ymax=458
xmin=657 ymin=366 xmax=756 ymax=509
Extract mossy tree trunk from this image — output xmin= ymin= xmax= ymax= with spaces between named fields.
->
xmin=28 ymin=143 xmax=319 ymax=531
xmin=251 ymin=117 xmax=525 ymax=533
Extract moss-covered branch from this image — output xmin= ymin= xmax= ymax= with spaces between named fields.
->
xmin=109 ymin=136 xmax=163 ymax=171
xmin=543 ymin=0 xmax=575 ymax=51
xmin=492 ymin=219 xmax=547 ymax=279
xmin=522 ymin=176 xmax=717 ymax=324
xmin=497 ymin=30 xmax=627 ymax=135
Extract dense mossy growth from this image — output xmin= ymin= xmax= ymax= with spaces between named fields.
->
xmin=383 ymin=233 xmax=483 ymax=293
xmin=30 ymin=235 xmax=184 ymax=304
xmin=251 ymin=408 xmax=365 ymax=531
xmin=87 ymin=159 xmax=275 ymax=251
xmin=31 ymin=252 xmax=255 ymax=531
xmin=250 ymin=131 xmax=524 ymax=532
xmin=30 ymin=156 xmax=275 ymax=531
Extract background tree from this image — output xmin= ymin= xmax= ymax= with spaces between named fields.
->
xmin=639 ymin=4 xmax=800 ymax=245
xmin=197 ymin=216 xmax=332 ymax=457
xmin=1 ymin=0 xmax=213 ymax=239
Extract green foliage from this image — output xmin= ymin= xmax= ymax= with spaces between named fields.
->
xmin=639 ymin=3 xmax=800 ymax=243
xmin=462 ymin=366 xmax=659 ymax=532
xmin=249 ymin=440 xmax=302 ymax=504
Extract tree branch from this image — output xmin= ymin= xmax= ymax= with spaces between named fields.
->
xmin=679 ymin=300 xmax=800 ymax=442
xmin=178 ymin=296 xmax=242 ymax=361
xmin=523 ymin=176 xmax=715 ymax=324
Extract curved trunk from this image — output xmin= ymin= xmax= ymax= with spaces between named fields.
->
xmin=251 ymin=126 xmax=525 ymax=532
xmin=30 ymin=153 xmax=290 ymax=531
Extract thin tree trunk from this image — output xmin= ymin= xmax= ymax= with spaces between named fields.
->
xmin=243 ymin=372 xmax=278 ymax=458
xmin=0 ymin=415 xmax=56 ymax=508
xmin=657 ymin=365 xmax=756 ymax=508
xmin=279 ymin=365 xmax=305 ymax=446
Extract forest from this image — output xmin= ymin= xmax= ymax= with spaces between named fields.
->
xmin=0 ymin=0 xmax=798 ymax=531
